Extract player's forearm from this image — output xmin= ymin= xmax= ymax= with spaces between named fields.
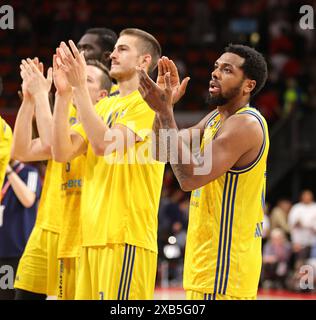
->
xmin=73 ymin=85 xmax=109 ymax=155
xmin=52 ymin=93 xmax=73 ymax=162
xmin=33 ymin=92 xmax=53 ymax=150
xmin=152 ymin=114 xmax=163 ymax=161
xmin=153 ymin=114 xmax=162 ymax=136
xmin=11 ymin=99 xmax=35 ymax=160
xmin=158 ymin=111 xmax=203 ymax=191
xmin=7 ymin=171 xmax=36 ymax=208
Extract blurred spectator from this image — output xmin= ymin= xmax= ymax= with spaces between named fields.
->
xmin=157 ymin=186 xmax=189 ymax=286
xmin=72 ymin=0 xmax=92 ymax=40
xmin=283 ymin=78 xmax=307 ymax=117
xmin=262 ymin=228 xmax=292 ymax=289
xmin=288 ymin=190 xmax=316 ymax=268
xmin=262 ymin=205 xmax=271 ymax=246
xmin=270 ymin=52 xmax=289 ymax=77
xmin=255 ymin=84 xmax=280 ymax=125
xmin=158 ymin=190 xmax=187 ymax=248
xmin=282 ymin=58 xmax=302 ymax=79
xmin=189 ymin=0 xmax=214 ymax=45
xmin=51 ymin=1 xmax=73 ymax=44
xmin=15 ymin=12 xmax=33 ymax=45
xmin=269 ymin=29 xmax=293 ymax=55
xmin=0 ymin=160 xmax=41 ymax=300
xmin=175 ymin=198 xmax=189 ymax=251
xmin=270 ymin=198 xmax=292 ymax=238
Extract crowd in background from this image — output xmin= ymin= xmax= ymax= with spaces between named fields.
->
xmin=1 ymin=0 xmax=316 ymax=129
xmin=261 ymin=190 xmax=316 ymax=292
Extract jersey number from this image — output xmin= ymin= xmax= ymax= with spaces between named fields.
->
xmin=65 ymin=162 xmax=71 ymax=172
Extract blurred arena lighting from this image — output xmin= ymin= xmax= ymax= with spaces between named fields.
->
xmin=163 ymin=244 xmax=181 ymax=260
xmin=168 ymin=236 xmax=177 ymax=245
xmin=250 ymin=32 xmax=260 ymax=45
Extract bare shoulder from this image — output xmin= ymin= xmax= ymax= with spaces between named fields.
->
xmin=223 ymin=112 xmax=262 ymax=132
xmin=216 ymin=112 xmax=264 ymax=149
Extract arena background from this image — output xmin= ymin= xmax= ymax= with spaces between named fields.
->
xmin=1 ymin=0 xmax=316 ymax=299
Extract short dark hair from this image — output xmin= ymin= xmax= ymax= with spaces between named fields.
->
xmin=85 ymin=28 xmax=118 ymax=53
xmin=86 ymin=59 xmax=112 ymax=93
xmin=120 ymin=28 xmax=161 ymax=73
xmin=224 ymin=44 xmax=268 ymax=97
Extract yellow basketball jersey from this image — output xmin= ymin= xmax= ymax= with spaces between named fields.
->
xmin=33 ymin=160 xmax=62 ymax=232
xmin=72 ymin=90 xmax=165 ymax=253
xmin=35 ymin=106 xmax=81 ymax=234
xmin=110 ymin=84 xmax=119 ymax=96
xmin=58 ymin=106 xmax=85 ymax=258
xmin=0 ymin=117 xmax=12 ymax=201
xmin=184 ymin=106 xmax=269 ymax=298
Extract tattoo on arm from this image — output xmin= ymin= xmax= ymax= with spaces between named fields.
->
xmin=170 ymin=133 xmax=193 ymax=185
xmin=160 ymin=94 xmax=167 ymax=102
xmin=152 ymin=115 xmax=161 ymax=137
xmin=159 ymin=114 xmax=203 ymax=187
xmin=152 ymin=115 xmax=162 ymax=160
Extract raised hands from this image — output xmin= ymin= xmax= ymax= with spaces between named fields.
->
xmin=56 ymin=40 xmax=87 ymax=88
xmin=53 ymin=49 xmax=72 ymax=95
xmin=137 ymin=67 xmax=173 ymax=115
xmin=20 ymin=57 xmax=52 ymax=98
xmin=137 ymin=56 xmax=190 ymax=116
xmin=156 ymin=57 xmax=190 ymax=105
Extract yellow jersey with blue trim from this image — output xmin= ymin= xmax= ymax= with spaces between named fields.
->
xmin=35 ymin=106 xmax=81 ymax=234
xmin=58 ymin=105 xmax=85 ymax=258
xmin=35 ymin=161 xmax=62 ymax=232
xmin=72 ymin=90 xmax=165 ymax=253
xmin=110 ymin=84 xmax=119 ymax=97
xmin=184 ymin=106 xmax=269 ymax=298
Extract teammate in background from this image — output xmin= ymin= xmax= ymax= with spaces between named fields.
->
xmin=78 ymin=28 xmax=119 ymax=96
xmin=77 ymin=28 xmax=117 ymax=68
xmin=12 ymin=58 xmax=60 ymax=300
xmin=0 ymin=160 xmax=41 ymax=300
xmin=0 ymin=116 xmax=12 ymax=198
xmin=138 ymin=44 xmax=269 ymax=300
xmin=12 ymin=57 xmax=111 ymax=300
xmin=0 ymin=114 xmax=13 ymax=299
xmin=12 ymin=27 xmax=117 ymax=300
xmin=53 ymin=58 xmax=111 ymax=300
xmin=52 ymin=28 xmax=176 ymax=299
xmin=16 ymin=28 xmax=118 ymax=104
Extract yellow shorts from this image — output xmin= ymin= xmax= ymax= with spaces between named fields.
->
xmin=14 ymin=225 xmax=59 ymax=296
xmin=57 ymin=257 xmax=80 ymax=300
xmin=186 ymin=290 xmax=257 ymax=300
xmin=75 ymin=243 xmax=157 ymax=300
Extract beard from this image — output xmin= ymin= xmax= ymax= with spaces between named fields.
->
xmin=206 ymin=94 xmax=229 ymax=108
xmin=110 ymin=66 xmax=135 ymax=82
xmin=207 ymin=82 xmax=243 ymax=108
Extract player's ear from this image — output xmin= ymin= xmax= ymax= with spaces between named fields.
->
xmin=244 ymin=79 xmax=256 ymax=95
xmin=97 ymin=89 xmax=108 ymax=101
xmin=139 ymin=54 xmax=152 ymax=72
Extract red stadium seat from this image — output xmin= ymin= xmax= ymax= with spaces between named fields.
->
xmin=0 ymin=46 xmax=13 ymax=56
xmin=4 ymin=81 xmax=19 ymax=95
xmin=16 ymin=47 xmax=35 ymax=58
xmin=0 ymin=63 xmax=12 ymax=76
xmin=186 ymin=50 xmax=202 ymax=64
xmin=0 ymin=97 xmax=6 ymax=108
